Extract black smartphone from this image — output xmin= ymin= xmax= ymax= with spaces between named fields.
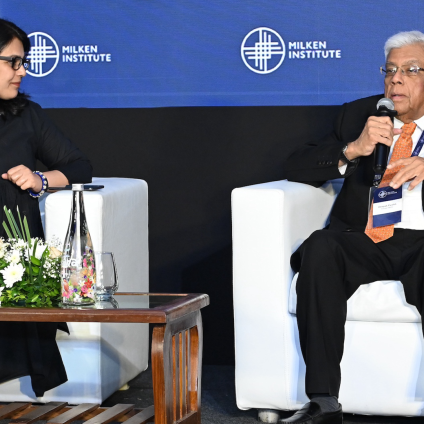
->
xmin=48 ymin=184 xmax=104 ymax=191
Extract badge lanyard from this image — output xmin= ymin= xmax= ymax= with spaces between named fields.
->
xmin=369 ymin=126 xmax=424 ymax=215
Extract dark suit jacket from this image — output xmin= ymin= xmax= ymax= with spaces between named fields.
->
xmin=284 ymin=94 xmax=424 ymax=232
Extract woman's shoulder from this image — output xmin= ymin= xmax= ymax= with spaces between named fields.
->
xmin=21 ymin=100 xmax=50 ymax=123
xmin=13 ymin=100 xmax=56 ymax=136
xmin=25 ymin=99 xmax=44 ymax=113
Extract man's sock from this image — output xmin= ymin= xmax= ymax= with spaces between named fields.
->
xmin=309 ymin=393 xmax=339 ymax=413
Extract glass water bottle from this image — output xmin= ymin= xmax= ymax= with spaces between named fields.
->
xmin=61 ymin=183 xmax=96 ymax=306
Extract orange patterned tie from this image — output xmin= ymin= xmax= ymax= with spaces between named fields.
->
xmin=365 ymin=122 xmax=416 ymax=243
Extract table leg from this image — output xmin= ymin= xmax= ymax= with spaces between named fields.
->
xmin=152 ymin=311 xmax=203 ymax=424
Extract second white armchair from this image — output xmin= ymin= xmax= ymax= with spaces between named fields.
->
xmin=232 ymin=179 xmax=424 ymax=418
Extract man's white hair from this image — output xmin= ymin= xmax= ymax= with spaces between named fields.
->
xmin=385 ymin=30 xmax=424 ymax=59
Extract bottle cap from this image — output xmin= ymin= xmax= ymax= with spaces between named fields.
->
xmin=72 ymin=183 xmax=84 ymax=191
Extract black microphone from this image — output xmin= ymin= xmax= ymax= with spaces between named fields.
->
xmin=373 ymin=98 xmax=397 ymax=173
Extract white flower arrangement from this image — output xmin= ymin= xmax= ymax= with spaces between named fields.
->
xmin=0 ymin=207 xmax=62 ymax=307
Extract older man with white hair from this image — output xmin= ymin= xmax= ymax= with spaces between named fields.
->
xmin=281 ymin=31 xmax=424 ymax=424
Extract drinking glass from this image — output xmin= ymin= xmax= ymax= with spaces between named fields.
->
xmin=95 ymin=297 xmax=120 ymax=309
xmin=94 ymin=251 xmax=119 ymax=300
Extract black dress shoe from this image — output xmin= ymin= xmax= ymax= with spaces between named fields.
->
xmin=277 ymin=402 xmax=342 ymax=424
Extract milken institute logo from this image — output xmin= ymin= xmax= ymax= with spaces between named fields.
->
xmin=241 ymin=27 xmax=342 ymax=74
xmin=26 ymin=31 xmax=113 ymax=78
xmin=241 ymin=27 xmax=286 ymax=74
xmin=27 ymin=32 xmax=60 ymax=77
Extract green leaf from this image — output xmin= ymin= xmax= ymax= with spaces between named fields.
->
xmin=31 ymin=256 xmax=41 ymax=266
xmin=23 ymin=218 xmax=34 ymax=284
xmin=23 ymin=217 xmax=32 ymax=248
xmin=16 ymin=206 xmax=26 ymax=243
xmin=3 ymin=207 xmax=19 ymax=239
xmin=8 ymin=212 xmax=22 ymax=239
xmin=37 ymin=256 xmax=46 ymax=285
xmin=41 ymin=247 xmax=49 ymax=260
xmin=2 ymin=222 xmax=13 ymax=240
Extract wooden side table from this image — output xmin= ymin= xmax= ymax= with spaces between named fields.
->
xmin=0 ymin=293 xmax=209 ymax=424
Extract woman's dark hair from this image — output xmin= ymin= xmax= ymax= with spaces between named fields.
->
xmin=0 ymin=18 xmax=30 ymax=119
xmin=0 ymin=18 xmax=30 ymax=53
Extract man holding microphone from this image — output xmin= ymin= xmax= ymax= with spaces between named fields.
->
xmin=281 ymin=31 xmax=424 ymax=424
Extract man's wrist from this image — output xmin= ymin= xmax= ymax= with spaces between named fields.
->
xmin=340 ymin=143 xmax=359 ymax=164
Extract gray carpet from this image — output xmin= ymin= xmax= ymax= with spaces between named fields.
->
xmin=102 ymin=365 xmax=424 ymax=424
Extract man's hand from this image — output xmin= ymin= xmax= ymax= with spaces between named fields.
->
xmin=343 ymin=116 xmax=402 ymax=161
xmin=387 ymin=156 xmax=424 ymax=190
xmin=1 ymin=165 xmax=43 ymax=192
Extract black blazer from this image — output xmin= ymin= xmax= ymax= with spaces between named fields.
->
xmin=284 ymin=94 xmax=424 ymax=232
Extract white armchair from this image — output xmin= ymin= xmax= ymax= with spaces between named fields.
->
xmin=0 ymin=177 xmax=149 ymax=404
xmin=232 ymin=179 xmax=424 ymax=418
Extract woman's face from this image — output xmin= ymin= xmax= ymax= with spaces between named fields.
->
xmin=0 ymin=37 xmax=26 ymax=100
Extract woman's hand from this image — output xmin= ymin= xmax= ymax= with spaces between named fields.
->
xmin=2 ymin=165 xmax=43 ymax=192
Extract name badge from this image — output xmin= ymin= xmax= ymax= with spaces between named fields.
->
xmin=372 ymin=186 xmax=402 ymax=227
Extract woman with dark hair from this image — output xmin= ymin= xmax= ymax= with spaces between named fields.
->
xmin=0 ymin=18 xmax=92 ymax=238
xmin=0 ymin=19 xmax=92 ymax=397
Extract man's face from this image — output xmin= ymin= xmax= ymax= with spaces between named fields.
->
xmin=384 ymin=43 xmax=424 ymax=123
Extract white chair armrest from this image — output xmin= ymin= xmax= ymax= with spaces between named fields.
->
xmin=38 ymin=193 xmax=51 ymax=232
xmin=232 ymin=179 xmax=341 ymax=410
xmin=232 ymin=179 xmax=340 ymax=299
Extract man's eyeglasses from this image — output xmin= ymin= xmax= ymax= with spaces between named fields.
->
xmin=0 ymin=56 xmax=30 ymax=70
xmin=380 ymin=64 xmax=424 ymax=78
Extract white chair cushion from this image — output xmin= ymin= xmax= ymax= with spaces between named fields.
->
xmin=289 ymin=273 xmax=421 ymax=323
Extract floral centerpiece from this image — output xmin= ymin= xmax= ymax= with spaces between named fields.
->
xmin=0 ymin=207 xmax=62 ymax=307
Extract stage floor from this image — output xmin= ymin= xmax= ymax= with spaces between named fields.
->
xmin=102 ymin=365 xmax=422 ymax=424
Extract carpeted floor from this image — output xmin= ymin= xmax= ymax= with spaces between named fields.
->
xmin=102 ymin=365 xmax=424 ymax=424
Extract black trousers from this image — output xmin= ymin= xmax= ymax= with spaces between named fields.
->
xmin=291 ymin=228 xmax=424 ymax=398
xmin=0 ymin=322 xmax=68 ymax=397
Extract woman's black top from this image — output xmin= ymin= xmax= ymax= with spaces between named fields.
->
xmin=0 ymin=100 xmax=92 ymax=239
xmin=0 ymin=100 xmax=92 ymax=397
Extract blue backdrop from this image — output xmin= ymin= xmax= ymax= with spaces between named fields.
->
xmin=0 ymin=1 xmax=422 ymax=108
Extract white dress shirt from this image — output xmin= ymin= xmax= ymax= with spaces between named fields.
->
xmin=392 ymin=116 xmax=424 ymax=229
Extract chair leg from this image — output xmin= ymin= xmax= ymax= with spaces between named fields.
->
xmin=258 ymin=409 xmax=280 ymax=423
